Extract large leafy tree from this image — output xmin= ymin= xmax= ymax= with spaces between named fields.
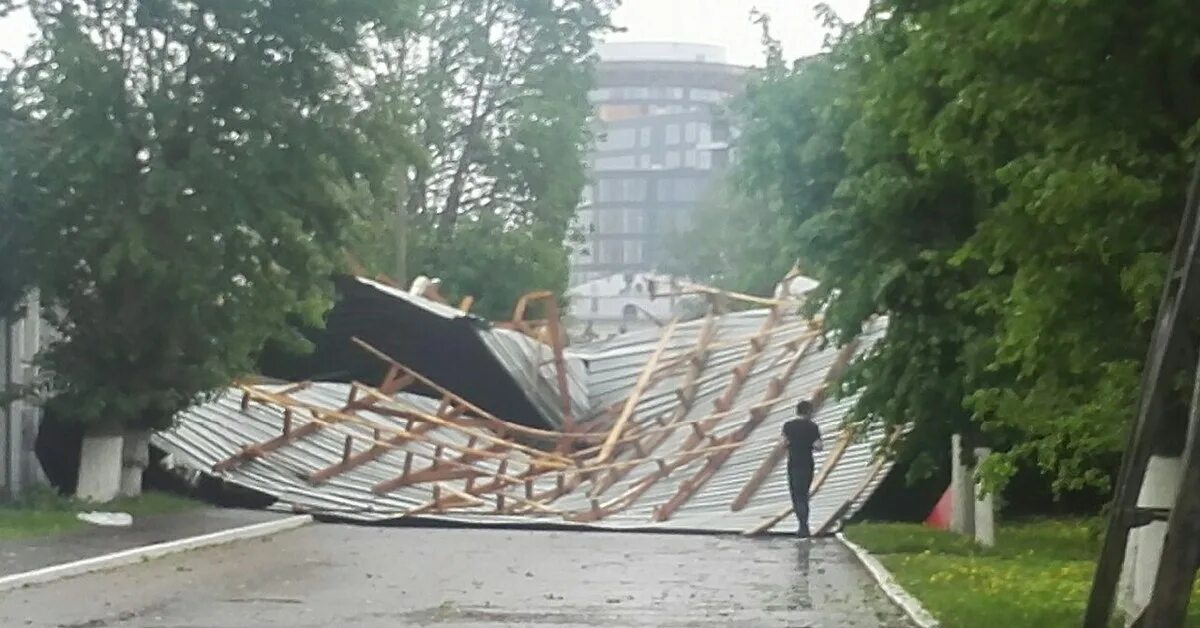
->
xmin=678 ymin=1 xmax=1200 ymax=491
xmin=0 ymin=69 xmax=32 ymax=316
xmin=3 ymin=0 xmax=414 ymax=436
xmin=348 ymin=0 xmax=613 ymax=318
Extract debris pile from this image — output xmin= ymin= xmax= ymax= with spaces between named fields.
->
xmin=154 ymin=275 xmax=896 ymax=534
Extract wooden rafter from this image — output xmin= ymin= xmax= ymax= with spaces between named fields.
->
xmin=373 ymin=443 xmax=530 ymax=496
xmin=728 ymin=338 xmax=860 ymax=511
xmin=371 ymin=441 xmax=508 ymax=493
xmin=397 ymin=455 xmax=569 ymax=517
xmin=566 ymin=442 xmax=745 ymax=523
xmin=669 ymin=279 xmax=793 ymax=307
xmin=214 ymin=380 xmax=388 ymax=473
xmin=351 ymin=337 xmax=569 ymax=442
xmin=741 ymin=426 xmax=899 ymax=537
xmin=591 ymin=304 xmax=789 ymax=523
xmin=587 ymin=309 xmax=718 ymax=496
xmin=408 ymin=476 xmax=566 ymax=517
xmin=653 ymin=332 xmax=821 ymax=521
xmin=506 ymin=290 xmax=575 ymax=428
xmin=186 ymin=272 xmax=905 ymax=536
xmin=594 ymin=317 xmax=679 ymax=463
xmin=813 ymin=433 xmax=900 ymax=535
xmin=307 ymin=421 xmax=440 ymax=485
xmin=613 ymin=307 xmax=786 ymax=499
xmin=353 ymin=386 xmax=571 ymax=467
xmin=223 ymin=380 xmax=561 ymax=493
xmin=679 ymin=306 xmax=784 ymax=451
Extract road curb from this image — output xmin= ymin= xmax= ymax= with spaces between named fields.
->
xmin=0 ymin=514 xmax=313 ymax=593
xmin=837 ymin=532 xmax=941 ymax=628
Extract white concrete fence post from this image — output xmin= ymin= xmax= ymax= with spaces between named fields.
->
xmin=950 ymin=434 xmax=975 ymax=536
xmin=973 ymin=447 xmax=995 ymax=547
xmin=76 ymin=433 xmax=124 ymax=503
xmin=1118 ymin=455 xmax=1182 ymax=625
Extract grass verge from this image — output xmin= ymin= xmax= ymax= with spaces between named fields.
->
xmin=844 ymin=518 xmax=1200 ymax=627
xmin=0 ymin=488 xmax=197 ymax=539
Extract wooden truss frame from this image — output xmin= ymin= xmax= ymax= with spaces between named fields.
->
xmin=198 ymin=290 xmax=892 ymax=532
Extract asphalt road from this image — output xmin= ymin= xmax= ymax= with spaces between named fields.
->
xmin=0 ymin=524 xmax=913 ymax=627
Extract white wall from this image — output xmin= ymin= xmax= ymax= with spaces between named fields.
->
xmin=567 ymin=273 xmax=702 ymax=339
xmin=0 ymin=294 xmax=48 ymax=499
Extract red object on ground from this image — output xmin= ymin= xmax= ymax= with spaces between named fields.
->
xmin=925 ymin=487 xmax=952 ymax=529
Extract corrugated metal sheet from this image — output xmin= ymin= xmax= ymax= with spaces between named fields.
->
xmin=153 ymin=305 xmax=896 ymax=535
xmin=355 ymin=278 xmax=592 ymax=427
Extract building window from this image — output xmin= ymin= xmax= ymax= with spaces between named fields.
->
xmin=622 ymin=304 xmax=638 ymax=321
xmin=597 ymin=179 xmax=619 ymax=202
xmin=625 ymin=208 xmax=644 ymax=232
xmin=598 ymin=179 xmax=648 ymax=203
xmin=685 ymin=122 xmax=698 ymax=143
xmin=598 ymin=104 xmax=643 ymax=123
xmin=666 ymin=151 xmax=681 ymax=168
xmin=713 ymin=121 xmax=731 ymax=142
xmin=684 ymin=150 xmax=696 ymax=167
xmin=665 ymin=179 xmax=700 ymax=202
xmin=591 ymin=298 xmax=599 ymax=313
xmin=639 ymin=127 xmax=651 ymax=147
xmin=600 ymin=128 xmax=637 ymax=151
xmin=595 ymin=155 xmax=637 ymax=171
xmin=625 ymin=240 xmax=643 ymax=264
xmin=599 ymin=207 xmax=624 ymax=232
xmin=624 ymin=179 xmax=647 ymax=201
xmin=600 ymin=240 xmax=624 ymax=264
xmin=698 ymin=151 xmax=713 ymax=170
xmin=666 ymin=124 xmax=681 ymax=145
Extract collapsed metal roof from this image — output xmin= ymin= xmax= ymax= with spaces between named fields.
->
xmin=154 ymin=281 xmax=898 ymax=535
xmin=259 ymin=276 xmax=589 ymax=429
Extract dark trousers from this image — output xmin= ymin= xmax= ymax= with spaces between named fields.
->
xmin=788 ymin=457 xmax=814 ymax=537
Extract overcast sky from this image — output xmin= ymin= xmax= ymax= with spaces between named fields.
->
xmin=2 ymin=1 xmax=866 ymax=66
xmin=608 ymin=0 xmax=868 ymax=66
xmin=0 ymin=7 xmax=32 ymax=61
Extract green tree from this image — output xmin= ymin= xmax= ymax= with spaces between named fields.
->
xmin=681 ymin=1 xmax=1200 ymax=492
xmin=349 ymin=0 xmax=614 ymax=319
xmin=4 ymin=0 xmax=416 ymax=495
xmin=0 ymin=69 xmax=32 ymax=316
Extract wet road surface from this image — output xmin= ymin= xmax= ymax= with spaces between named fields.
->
xmin=0 ymin=524 xmax=913 ymax=627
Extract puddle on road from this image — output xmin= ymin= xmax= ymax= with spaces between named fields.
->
xmin=400 ymin=601 xmax=627 ymax=625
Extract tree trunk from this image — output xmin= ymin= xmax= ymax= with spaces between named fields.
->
xmin=76 ymin=431 xmax=123 ymax=503
xmin=119 ymin=430 xmax=151 ymax=498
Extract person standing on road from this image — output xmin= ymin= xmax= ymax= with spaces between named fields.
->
xmin=782 ymin=400 xmax=823 ymax=537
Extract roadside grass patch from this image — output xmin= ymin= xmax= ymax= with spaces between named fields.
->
xmin=844 ymin=519 xmax=1200 ymax=627
xmin=0 ymin=488 xmax=197 ymax=539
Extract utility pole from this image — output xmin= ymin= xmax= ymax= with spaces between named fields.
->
xmin=1085 ymin=159 xmax=1200 ymax=627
